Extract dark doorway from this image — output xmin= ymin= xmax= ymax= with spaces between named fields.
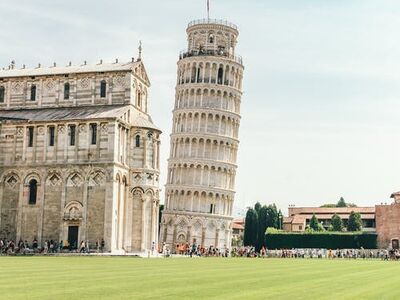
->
xmin=68 ymin=226 xmax=79 ymax=250
xmin=392 ymin=239 xmax=399 ymax=250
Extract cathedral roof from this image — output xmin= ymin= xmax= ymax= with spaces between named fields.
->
xmin=131 ymin=113 xmax=160 ymax=131
xmin=0 ymin=105 xmax=160 ymax=131
xmin=0 ymin=61 xmax=140 ymax=79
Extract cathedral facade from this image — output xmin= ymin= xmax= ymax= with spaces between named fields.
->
xmin=0 ymin=57 xmax=161 ymax=253
xmin=160 ymin=19 xmax=244 ymax=251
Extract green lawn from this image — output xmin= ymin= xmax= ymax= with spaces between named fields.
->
xmin=1 ymin=256 xmax=399 ymax=299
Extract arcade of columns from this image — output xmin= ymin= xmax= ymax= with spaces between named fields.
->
xmin=160 ymin=19 xmax=244 ymax=250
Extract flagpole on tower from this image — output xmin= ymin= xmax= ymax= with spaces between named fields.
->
xmin=207 ymin=0 xmax=210 ymax=20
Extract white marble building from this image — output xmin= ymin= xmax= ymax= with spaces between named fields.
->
xmin=160 ymin=19 xmax=244 ymax=251
xmin=0 ymin=55 xmax=161 ymax=254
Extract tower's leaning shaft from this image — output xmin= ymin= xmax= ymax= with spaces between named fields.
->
xmin=160 ymin=19 xmax=244 ymax=251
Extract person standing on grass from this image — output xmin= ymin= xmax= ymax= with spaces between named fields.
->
xmin=101 ymin=239 xmax=105 ymax=252
xmin=33 ymin=238 xmax=38 ymax=251
xmin=79 ymin=241 xmax=85 ymax=253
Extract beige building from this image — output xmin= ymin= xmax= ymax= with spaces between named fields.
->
xmin=160 ymin=19 xmax=244 ymax=251
xmin=232 ymin=218 xmax=244 ymax=246
xmin=283 ymin=206 xmax=376 ymax=232
xmin=0 ymin=55 xmax=161 ymax=254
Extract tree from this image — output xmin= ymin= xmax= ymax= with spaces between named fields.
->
xmin=243 ymin=208 xmax=258 ymax=246
xmin=254 ymin=202 xmax=262 ymax=213
xmin=321 ymin=197 xmax=357 ymax=208
xmin=330 ymin=214 xmax=343 ymax=232
xmin=347 ymin=211 xmax=362 ymax=231
xmin=257 ymin=205 xmax=268 ymax=250
xmin=309 ymin=214 xmax=320 ymax=231
xmin=266 ymin=204 xmax=279 ymax=229
xmin=320 ymin=204 xmax=336 ymax=208
xmin=309 ymin=214 xmax=324 ymax=231
xmin=278 ymin=209 xmax=283 ymax=229
xmin=337 ymin=197 xmax=347 ymax=207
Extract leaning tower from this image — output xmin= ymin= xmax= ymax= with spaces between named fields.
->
xmin=160 ymin=19 xmax=244 ymax=251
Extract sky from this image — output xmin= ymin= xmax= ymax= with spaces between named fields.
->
xmin=2 ymin=0 xmax=400 ymax=216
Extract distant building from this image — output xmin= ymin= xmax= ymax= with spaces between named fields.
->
xmin=283 ymin=206 xmax=376 ymax=232
xmin=283 ymin=194 xmax=400 ymax=249
xmin=232 ymin=218 xmax=244 ymax=242
xmin=375 ymin=192 xmax=400 ymax=249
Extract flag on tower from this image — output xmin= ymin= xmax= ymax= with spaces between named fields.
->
xmin=207 ymin=0 xmax=210 ymax=19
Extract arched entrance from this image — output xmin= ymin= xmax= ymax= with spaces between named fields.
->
xmin=392 ymin=238 xmax=399 ymax=250
xmin=63 ymin=201 xmax=83 ymax=250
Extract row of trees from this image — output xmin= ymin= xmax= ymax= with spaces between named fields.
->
xmin=309 ymin=211 xmax=362 ymax=232
xmin=243 ymin=202 xmax=282 ymax=250
xmin=320 ymin=197 xmax=357 ymax=208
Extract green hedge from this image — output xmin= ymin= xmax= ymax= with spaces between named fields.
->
xmin=265 ymin=232 xmax=377 ymax=249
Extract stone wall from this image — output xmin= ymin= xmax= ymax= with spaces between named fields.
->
xmin=375 ymin=203 xmax=400 ymax=248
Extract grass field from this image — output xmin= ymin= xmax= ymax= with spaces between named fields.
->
xmin=1 ymin=257 xmax=400 ymax=300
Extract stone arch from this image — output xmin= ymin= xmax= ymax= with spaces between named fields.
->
xmin=24 ymin=171 xmax=41 ymax=186
xmin=64 ymin=200 xmax=83 ymax=221
xmin=131 ymin=186 xmax=145 ymax=195
xmin=176 ymin=232 xmax=186 ymax=243
xmin=122 ymin=175 xmax=127 ymax=185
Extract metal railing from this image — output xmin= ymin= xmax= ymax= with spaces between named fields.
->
xmin=179 ymin=49 xmax=243 ymax=65
xmin=188 ymin=19 xmax=238 ymax=31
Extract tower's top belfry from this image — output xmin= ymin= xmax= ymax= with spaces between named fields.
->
xmin=182 ymin=19 xmax=242 ymax=65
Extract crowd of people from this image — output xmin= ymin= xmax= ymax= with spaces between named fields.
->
xmin=2 ymin=237 xmax=400 ymax=260
xmin=163 ymin=243 xmax=230 ymax=257
xmin=163 ymin=243 xmax=400 ymax=260
xmin=233 ymin=247 xmax=400 ymax=260
xmin=0 ymin=238 xmax=105 ymax=255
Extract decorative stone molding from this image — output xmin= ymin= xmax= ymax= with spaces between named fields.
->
xmin=79 ymin=78 xmax=90 ymax=89
xmin=63 ymin=201 xmax=83 ymax=221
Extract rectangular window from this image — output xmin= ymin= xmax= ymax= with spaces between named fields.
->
xmin=0 ymin=86 xmax=4 ymax=103
xmin=28 ymin=127 xmax=34 ymax=147
xmin=209 ymin=204 xmax=214 ymax=214
xmin=100 ymin=81 xmax=107 ymax=98
xmin=90 ymin=123 xmax=97 ymax=145
xmin=69 ymin=125 xmax=76 ymax=146
xmin=49 ymin=126 xmax=55 ymax=146
xmin=28 ymin=180 xmax=37 ymax=205
xmin=64 ymin=83 xmax=70 ymax=100
xmin=30 ymin=85 xmax=36 ymax=101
